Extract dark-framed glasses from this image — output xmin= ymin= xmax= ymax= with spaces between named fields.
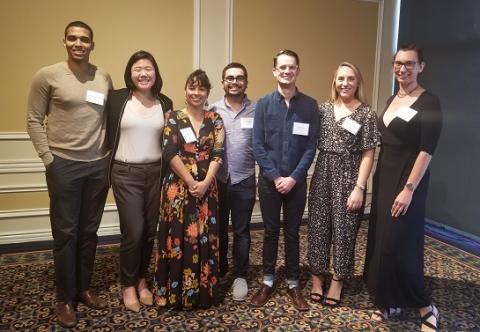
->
xmin=223 ymin=75 xmax=246 ymax=83
xmin=392 ymin=61 xmax=417 ymax=70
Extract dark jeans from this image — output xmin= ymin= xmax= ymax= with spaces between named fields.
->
xmin=45 ymin=155 xmax=109 ymax=302
xmin=258 ymin=175 xmax=307 ymax=282
xmin=217 ymin=175 xmax=256 ymax=278
xmin=111 ymin=161 xmax=161 ymax=286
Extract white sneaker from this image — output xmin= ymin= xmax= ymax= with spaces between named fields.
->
xmin=232 ymin=278 xmax=248 ymax=301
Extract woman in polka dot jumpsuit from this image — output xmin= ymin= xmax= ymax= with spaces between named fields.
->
xmin=308 ymin=62 xmax=379 ymax=306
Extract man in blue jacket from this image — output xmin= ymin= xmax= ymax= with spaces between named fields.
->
xmin=251 ymin=49 xmax=319 ymax=311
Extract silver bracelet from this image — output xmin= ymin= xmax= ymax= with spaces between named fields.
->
xmin=355 ymin=183 xmax=366 ymax=190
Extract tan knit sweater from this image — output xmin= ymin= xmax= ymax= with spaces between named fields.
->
xmin=26 ymin=62 xmax=113 ymax=165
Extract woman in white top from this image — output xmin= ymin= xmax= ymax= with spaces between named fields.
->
xmin=105 ymin=50 xmax=173 ymax=312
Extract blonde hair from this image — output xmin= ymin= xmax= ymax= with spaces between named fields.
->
xmin=330 ymin=62 xmax=367 ymax=104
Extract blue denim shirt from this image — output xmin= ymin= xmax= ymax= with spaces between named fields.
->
xmin=253 ymin=89 xmax=319 ymax=183
xmin=211 ymin=96 xmax=256 ymax=184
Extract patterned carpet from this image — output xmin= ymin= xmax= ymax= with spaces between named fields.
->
xmin=1 ymin=223 xmax=479 ymax=331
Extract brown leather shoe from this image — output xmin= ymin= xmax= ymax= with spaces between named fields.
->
xmin=56 ymin=302 xmax=76 ymax=328
xmin=78 ymin=290 xmax=108 ymax=309
xmin=251 ymin=284 xmax=275 ymax=307
xmin=286 ymin=287 xmax=309 ymax=311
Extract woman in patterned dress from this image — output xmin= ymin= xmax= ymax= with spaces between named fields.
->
xmin=153 ymin=69 xmax=225 ymax=309
xmin=308 ymin=62 xmax=379 ymax=306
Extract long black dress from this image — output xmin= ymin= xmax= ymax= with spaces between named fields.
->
xmin=364 ymin=91 xmax=442 ymax=308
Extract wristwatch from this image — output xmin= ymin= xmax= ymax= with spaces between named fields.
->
xmin=405 ymin=182 xmax=415 ymax=192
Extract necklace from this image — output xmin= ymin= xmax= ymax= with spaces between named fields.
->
xmin=397 ymin=85 xmax=419 ymax=98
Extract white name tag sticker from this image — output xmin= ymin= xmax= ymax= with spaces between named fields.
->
xmin=395 ymin=105 xmax=418 ymax=122
xmin=180 ymin=127 xmax=197 ymax=143
xmin=292 ymin=122 xmax=309 ymax=136
xmin=341 ymin=117 xmax=361 ymax=135
xmin=86 ymin=90 xmax=105 ymax=106
xmin=240 ymin=117 xmax=254 ymax=129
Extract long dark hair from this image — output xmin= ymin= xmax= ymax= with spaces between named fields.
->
xmin=124 ymin=50 xmax=163 ymax=96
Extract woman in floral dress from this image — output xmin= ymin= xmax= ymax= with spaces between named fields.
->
xmin=153 ymin=70 xmax=225 ymax=309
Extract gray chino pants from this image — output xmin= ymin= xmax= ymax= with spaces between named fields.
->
xmin=111 ymin=161 xmax=161 ymax=286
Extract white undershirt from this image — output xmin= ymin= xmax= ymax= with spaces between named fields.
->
xmin=114 ymin=98 xmax=164 ymax=163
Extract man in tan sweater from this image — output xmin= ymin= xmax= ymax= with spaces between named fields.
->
xmin=26 ymin=21 xmax=112 ymax=328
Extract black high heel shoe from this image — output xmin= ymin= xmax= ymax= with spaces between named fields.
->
xmin=309 ymin=274 xmax=325 ymax=303
xmin=323 ymin=277 xmax=343 ymax=307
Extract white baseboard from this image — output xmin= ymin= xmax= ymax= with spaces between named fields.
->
xmin=0 ymin=205 xmax=266 ymax=245
xmin=0 ymin=204 xmax=120 ymax=245
xmin=0 ymin=205 xmax=377 ymax=246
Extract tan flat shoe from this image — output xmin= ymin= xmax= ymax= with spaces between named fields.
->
xmin=139 ymin=294 xmax=153 ymax=306
xmin=124 ymin=301 xmax=141 ymax=312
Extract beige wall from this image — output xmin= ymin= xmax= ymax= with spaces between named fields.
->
xmin=0 ymin=0 xmax=393 ymax=245
xmin=0 ymin=0 xmax=194 ymax=202
xmin=0 ymin=0 xmax=194 ymax=243
xmin=0 ymin=0 xmax=193 ymax=132
xmin=233 ymin=0 xmax=378 ymax=104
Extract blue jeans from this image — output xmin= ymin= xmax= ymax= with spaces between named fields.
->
xmin=217 ymin=175 xmax=256 ymax=278
xmin=258 ymin=175 xmax=306 ymax=282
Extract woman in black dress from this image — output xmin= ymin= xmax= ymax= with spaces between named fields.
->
xmin=364 ymin=44 xmax=442 ymax=331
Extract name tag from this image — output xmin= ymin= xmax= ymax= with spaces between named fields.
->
xmin=341 ymin=117 xmax=361 ymax=135
xmin=86 ymin=90 xmax=105 ymax=106
xmin=292 ymin=122 xmax=309 ymax=136
xmin=180 ymin=127 xmax=197 ymax=143
xmin=395 ymin=105 xmax=418 ymax=122
xmin=240 ymin=117 xmax=254 ymax=129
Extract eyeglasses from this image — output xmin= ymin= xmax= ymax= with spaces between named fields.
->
xmin=392 ymin=61 xmax=417 ymax=70
xmin=275 ymin=64 xmax=298 ymax=72
xmin=223 ymin=75 xmax=246 ymax=83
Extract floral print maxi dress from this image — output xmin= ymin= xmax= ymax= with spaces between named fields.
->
xmin=153 ymin=108 xmax=224 ymax=309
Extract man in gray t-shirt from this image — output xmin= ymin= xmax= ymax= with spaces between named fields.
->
xmin=210 ymin=62 xmax=256 ymax=301
xmin=26 ymin=21 xmax=112 ymax=328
